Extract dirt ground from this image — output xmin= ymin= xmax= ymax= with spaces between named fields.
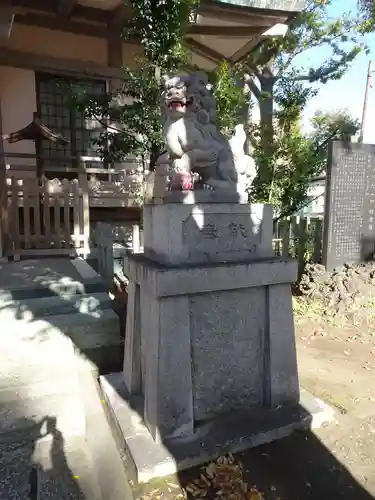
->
xmin=133 ymin=299 xmax=375 ymax=500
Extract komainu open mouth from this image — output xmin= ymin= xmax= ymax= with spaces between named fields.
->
xmin=168 ymin=97 xmax=193 ymax=110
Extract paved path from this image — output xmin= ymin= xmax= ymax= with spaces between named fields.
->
xmin=0 ymin=258 xmax=130 ymax=499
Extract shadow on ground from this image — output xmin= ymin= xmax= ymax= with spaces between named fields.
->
xmin=0 ymin=414 xmax=84 ymax=499
xmin=130 ymin=425 xmax=374 ymax=500
xmin=175 ymin=429 xmax=373 ymax=500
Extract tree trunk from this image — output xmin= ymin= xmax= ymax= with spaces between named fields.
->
xmin=149 ymin=145 xmax=163 ymax=172
xmin=257 ymin=75 xmax=275 ymax=200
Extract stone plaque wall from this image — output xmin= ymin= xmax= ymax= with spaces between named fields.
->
xmin=323 ymin=141 xmax=375 ymax=271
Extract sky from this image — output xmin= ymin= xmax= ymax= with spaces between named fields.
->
xmin=292 ymin=0 xmax=375 ymax=142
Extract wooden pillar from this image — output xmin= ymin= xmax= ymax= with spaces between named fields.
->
xmin=107 ymin=31 xmax=123 ymax=94
xmin=0 ymin=92 xmax=9 ymax=260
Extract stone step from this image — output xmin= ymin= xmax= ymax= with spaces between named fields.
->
xmin=0 ymin=309 xmax=121 ymax=378
xmin=0 ymin=309 xmax=120 ymax=351
xmin=0 ymin=370 xmax=81 ymax=401
xmin=0 ymin=279 xmax=107 ymax=302
xmin=0 ymin=334 xmax=77 ymax=390
xmin=0 ymin=292 xmax=113 ymax=320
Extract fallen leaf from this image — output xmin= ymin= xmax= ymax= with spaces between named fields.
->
xmin=185 ymin=483 xmax=207 ymax=498
xmin=249 ymin=491 xmax=263 ymax=500
xmin=166 ymin=482 xmax=179 ymax=489
xmin=193 ymin=477 xmax=210 ymax=489
xmin=205 ymin=462 xmax=216 ymax=478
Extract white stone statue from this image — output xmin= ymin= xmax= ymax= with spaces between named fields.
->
xmin=229 ymin=124 xmax=257 ymax=189
xmin=160 ymin=72 xmax=257 ymax=196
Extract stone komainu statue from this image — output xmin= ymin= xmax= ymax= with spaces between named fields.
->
xmin=160 ymin=71 xmax=256 ymax=195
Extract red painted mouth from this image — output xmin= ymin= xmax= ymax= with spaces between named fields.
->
xmin=168 ymin=97 xmax=193 ymax=110
xmin=169 ymin=101 xmax=185 ymax=110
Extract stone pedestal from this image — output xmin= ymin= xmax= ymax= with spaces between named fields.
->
xmin=100 ymin=196 xmax=335 ymax=483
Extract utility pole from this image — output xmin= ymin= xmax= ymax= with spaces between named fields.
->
xmin=359 ymin=60 xmax=373 ymax=143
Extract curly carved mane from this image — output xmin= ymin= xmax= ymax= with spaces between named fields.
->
xmin=161 ymin=72 xmax=216 ymax=126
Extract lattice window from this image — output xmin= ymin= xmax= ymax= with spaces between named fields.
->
xmin=35 ymin=73 xmax=106 ymax=170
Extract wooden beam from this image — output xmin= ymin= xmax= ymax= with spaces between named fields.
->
xmin=14 ymin=9 xmax=137 ymax=40
xmin=15 ymin=12 xmax=108 ymax=38
xmin=15 ymin=10 xmax=264 ymax=41
xmin=198 ymin=8 xmax=274 ymax=26
xmin=230 ymin=37 xmax=261 ymax=62
xmin=0 ymin=4 xmax=14 ymax=40
xmin=199 ymin=0 xmax=292 ymax=22
xmin=57 ymin=0 xmax=76 ymax=18
xmin=186 ymin=37 xmax=226 ymax=64
xmin=0 ymin=0 xmax=111 ymax=24
xmin=2 ymin=0 xmax=289 ymax=28
xmin=230 ymin=24 xmax=289 ymax=62
xmin=0 ymin=46 xmax=128 ymax=79
xmin=14 ymin=10 xmax=262 ymax=55
xmin=107 ymin=30 xmax=123 ymax=92
xmin=108 ymin=3 xmax=130 ymax=29
xmin=0 ymin=83 xmax=10 ymax=259
xmin=188 ymin=25 xmax=263 ymax=37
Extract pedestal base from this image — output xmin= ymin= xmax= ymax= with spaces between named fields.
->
xmin=100 ymin=373 xmax=336 ymax=484
xmin=123 ymin=254 xmax=301 ymax=441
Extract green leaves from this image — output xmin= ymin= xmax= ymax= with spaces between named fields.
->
xmin=358 ymin=0 xmax=375 ymax=32
xmin=123 ymin=0 xmax=197 ymax=69
xmin=70 ymin=0 xmax=197 ymax=171
xmin=310 ymin=109 xmax=360 ymax=144
xmin=210 ymin=61 xmax=246 ymax=138
xmin=242 ymin=0 xmax=366 ymax=216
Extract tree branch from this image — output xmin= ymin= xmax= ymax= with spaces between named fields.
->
xmin=244 ymin=74 xmax=261 ymax=100
xmin=91 ymin=113 xmax=146 ymax=150
xmin=273 ymin=130 xmax=339 ymax=222
xmin=289 ymin=66 xmax=342 ymax=82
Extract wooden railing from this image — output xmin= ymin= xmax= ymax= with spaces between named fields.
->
xmin=273 ymin=216 xmax=323 ymax=278
xmin=6 ymin=176 xmax=90 ymax=259
xmin=2 ymin=152 xmax=147 ymax=208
